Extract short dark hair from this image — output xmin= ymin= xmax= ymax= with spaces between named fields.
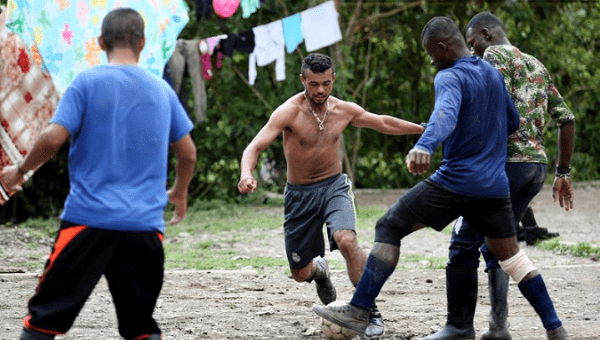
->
xmin=101 ymin=8 xmax=145 ymax=53
xmin=421 ymin=16 xmax=461 ymax=45
xmin=301 ymin=53 xmax=334 ymax=76
xmin=465 ymin=11 xmax=506 ymax=35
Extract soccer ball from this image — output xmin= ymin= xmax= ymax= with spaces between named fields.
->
xmin=320 ymin=317 xmax=358 ymax=340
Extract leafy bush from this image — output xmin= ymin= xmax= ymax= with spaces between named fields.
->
xmin=2 ymin=0 xmax=599 ymax=222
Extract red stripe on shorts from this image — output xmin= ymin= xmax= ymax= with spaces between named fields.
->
xmin=37 ymin=225 xmax=87 ymax=290
xmin=23 ymin=315 xmax=64 ymax=335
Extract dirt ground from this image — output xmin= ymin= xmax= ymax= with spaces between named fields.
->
xmin=0 ymin=182 xmax=599 ymax=340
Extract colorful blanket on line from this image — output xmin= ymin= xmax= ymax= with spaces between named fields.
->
xmin=0 ymin=28 xmax=59 ymax=204
xmin=5 ymin=0 xmax=190 ymax=93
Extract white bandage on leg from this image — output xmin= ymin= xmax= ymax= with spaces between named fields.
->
xmin=499 ymin=249 xmax=537 ymax=283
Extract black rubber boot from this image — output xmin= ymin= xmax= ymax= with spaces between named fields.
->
xmin=19 ymin=328 xmax=55 ymax=340
xmin=481 ymin=268 xmax=512 ymax=340
xmin=521 ymin=207 xmax=559 ymax=245
xmin=421 ymin=266 xmax=477 ymax=340
xmin=523 ymin=226 xmax=560 ymax=246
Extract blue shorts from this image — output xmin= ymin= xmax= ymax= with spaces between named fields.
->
xmin=375 ymin=179 xmax=517 ymax=247
xmin=283 ymin=173 xmax=356 ymax=269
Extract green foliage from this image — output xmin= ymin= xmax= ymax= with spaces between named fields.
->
xmin=176 ymin=0 xmax=600 ymax=202
xmin=3 ymin=0 xmax=599 ymax=221
xmin=18 ymin=216 xmax=59 ymax=238
xmin=537 ymin=238 xmax=600 ymax=259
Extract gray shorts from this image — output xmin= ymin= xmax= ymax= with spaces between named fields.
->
xmin=283 ymin=173 xmax=356 ymax=269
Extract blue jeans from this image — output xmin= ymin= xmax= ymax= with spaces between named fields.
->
xmin=448 ymin=162 xmax=548 ymax=270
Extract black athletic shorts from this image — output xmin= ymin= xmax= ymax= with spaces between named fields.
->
xmin=375 ymin=180 xmax=517 ymax=247
xmin=23 ymin=220 xmax=164 ymax=340
xmin=283 ymin=173 xmax=356 ymax=269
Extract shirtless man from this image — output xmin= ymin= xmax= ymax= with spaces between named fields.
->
xmin=238 ymin=53 xmax=424 ymax=337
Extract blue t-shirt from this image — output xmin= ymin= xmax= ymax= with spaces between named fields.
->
xmin=415 ymin=56 xmax=520 ymax=198
xmin=51 ymin=65 xmax=194 ymax=233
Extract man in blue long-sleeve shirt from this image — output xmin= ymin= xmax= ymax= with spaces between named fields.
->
xmin=313 ymin=16 xmax=569 ymax=340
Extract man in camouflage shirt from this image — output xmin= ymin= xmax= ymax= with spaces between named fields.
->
xmin=422 ymin=11 xmax=575 ymax=340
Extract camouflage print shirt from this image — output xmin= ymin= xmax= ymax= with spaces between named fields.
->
xmin=483 ymin=45 xmax=575 ymax=163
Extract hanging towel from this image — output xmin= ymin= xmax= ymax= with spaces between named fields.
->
xmin=300 ymin=1 xmax=342 ymax=52
xmin=282 ymin=13 xmax=303 ymax=54
xmin=240 ymin=0 xmax=261 ymax=19
xmin=248 ymin=20 xmax=285 ymax=85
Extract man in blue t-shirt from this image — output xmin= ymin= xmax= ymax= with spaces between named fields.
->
xmin=1 ymin=8 xmax=196 ymax=340
xmin=312 ymin=16 xmax=569 ymax=340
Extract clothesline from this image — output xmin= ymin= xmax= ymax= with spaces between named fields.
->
xmin=195 ymin=1 xmax=342 ymax=85
xmin=165 ymin=1 xmax=342 ymax=124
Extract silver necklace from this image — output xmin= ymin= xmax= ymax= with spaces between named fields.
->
xmin=303 ymin=92 xmax=330 ymax=131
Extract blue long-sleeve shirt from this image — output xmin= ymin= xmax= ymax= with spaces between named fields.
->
xmin=415 ymin=56 xmax=520 ymax=198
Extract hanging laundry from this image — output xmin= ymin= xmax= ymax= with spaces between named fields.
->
xmin=168 ymin=40 xmax=207 ymax=124
xmin=7 ymin=0 xmax=189 ymax=93
xmin=216 ymin=30 xmax=255 ymax=57
xmin=248 ymin=20 xmax=285 ymax=85
xmin=207 ymin=36 xmax=223 ymax=53
xmin=241 ymin=0 xmax=261 ymax=19
xmin=196 ymin=0 xmax=214 ymax=20
xmin=163 ymin=62 xmax=188 ymax=110
xmin=199 ymin=39 xmax=213 ymax=80
xmin=213 ymin=0 xmax=240 ymax=19
xmin=301 ymin=1 xmax=342 ymax=52
xmin=200 ymin=35 xmax=227 ymax=80
xmin=282 ymin=13 xmax=303 ymax=54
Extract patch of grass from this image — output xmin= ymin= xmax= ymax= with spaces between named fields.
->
xmin=28 ymin=253 xmax=43 ymax=260
xmin=11 ymin=260 xmax=43 ymax=271
xmin=19 ymin=218 xmax=58 ymax=238
xmin=25 ymin=242 xmax=38 ymax=250
xmin=328 ymin=258 xmax=346 ymax=271
xmin=441 ymin=224 xmax=453 ymax=235
xmin=400 ymin=253 xmax=447 ymax=270
xmin=356 ymin=206 xmax=386 ymax=230
xmin=537 ymin=238 xmax=600 ymax=259
xmin=164 ymin=242 xmax=288 ymax=270
xmin=165 ymin=201 xmax=283 ymax=238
